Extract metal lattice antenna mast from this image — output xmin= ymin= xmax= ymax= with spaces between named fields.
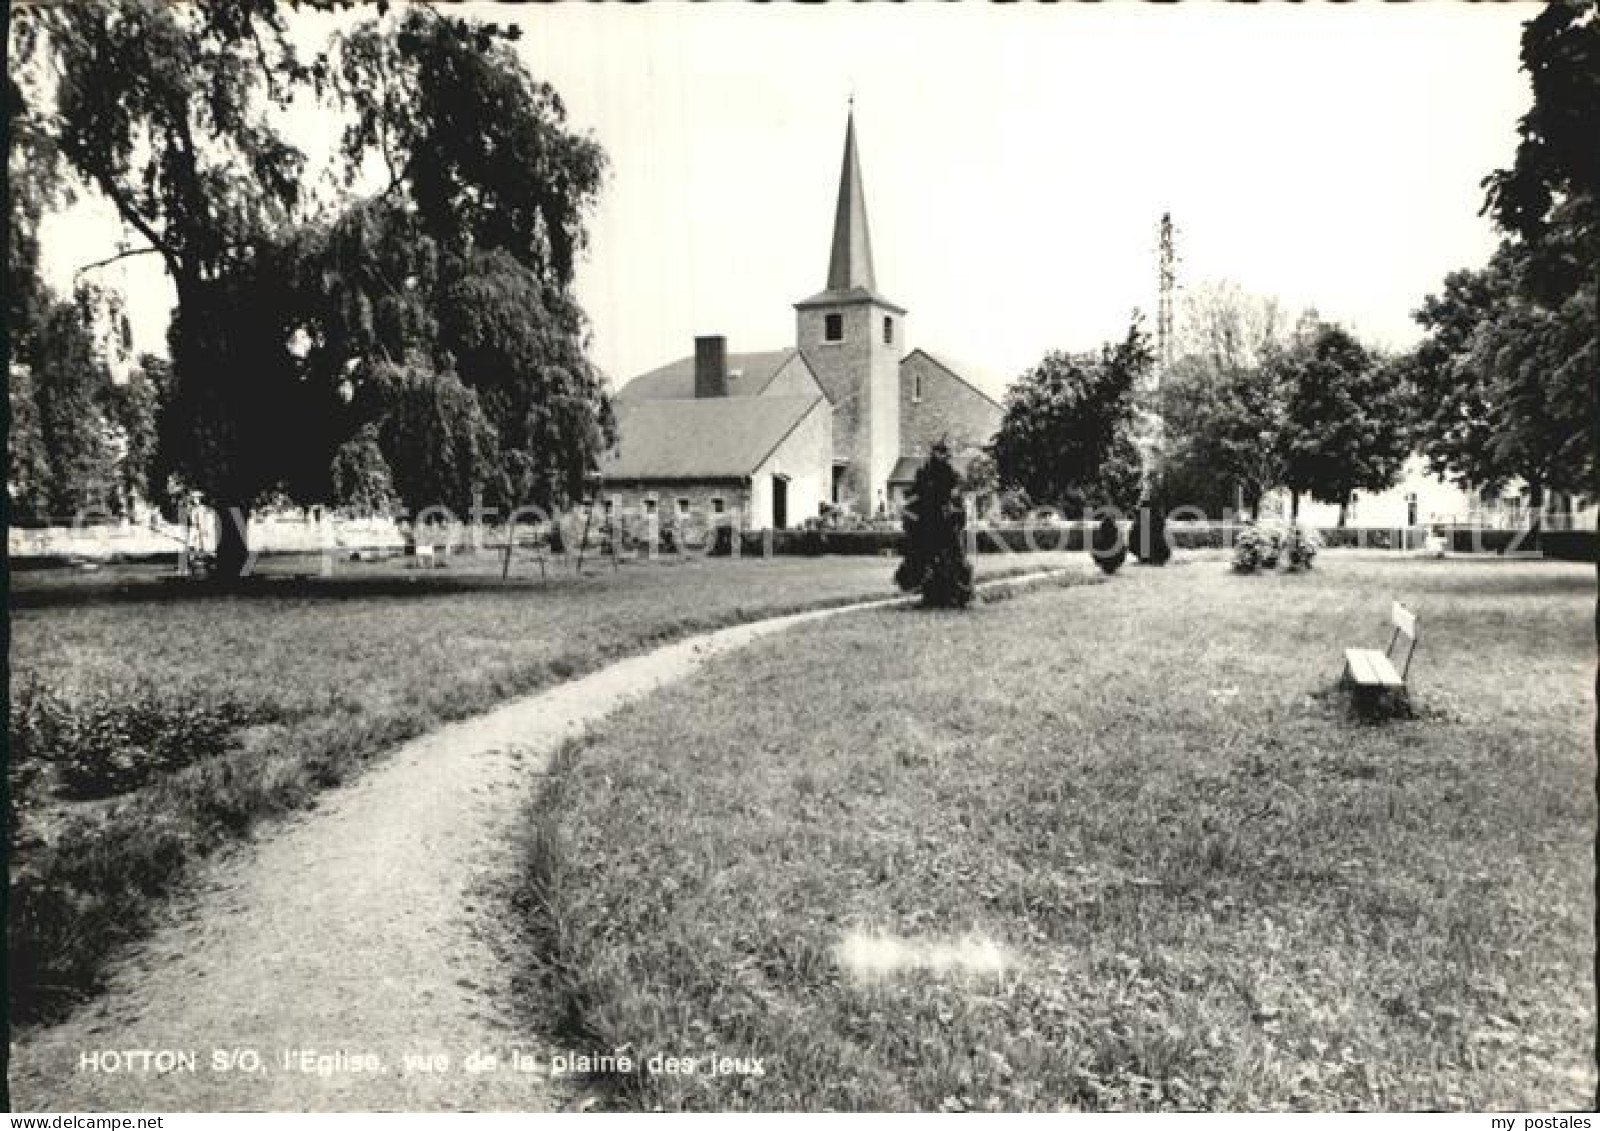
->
xmin=1138 ymin=212 xmax=1179 ymax=501
xmin=1156 ymin=211 xmax=1177 ymax=375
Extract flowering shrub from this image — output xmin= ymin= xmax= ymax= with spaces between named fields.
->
xmin=1285 ymin=525 xmax=1321 ymax=570
xmin=1233 ymin=523 xmax=1284 ymax=572
xmin=1234 ymin=522 xmax=1319 ymax=573
xmin=1232 ymin=525 xmax=1270 ymax=573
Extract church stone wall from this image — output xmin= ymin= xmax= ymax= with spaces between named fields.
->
xmin=900 ymin=352 xmax=1002 ymax=460
xmin=600 ymin=479 xmax=753 ymax=539
xmin=797 ymin=302 xmax=902 ymax=511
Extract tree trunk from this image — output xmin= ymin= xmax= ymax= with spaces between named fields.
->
xmin=214 ymin=502 xmax=253 ymax=580
xmin=1249 ymin=492 xmax=1261 ymax=522
xmin=1527 ymin=479 xmax=1544 ymax=551
xmin=1337 ymin=498 xmax=1348 ymax=528
xmin=1290 ymin=491 xmax=1301 ymax=522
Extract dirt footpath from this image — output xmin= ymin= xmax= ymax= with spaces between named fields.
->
xmin=9 ymin=571 xmax=1069 ymax=1111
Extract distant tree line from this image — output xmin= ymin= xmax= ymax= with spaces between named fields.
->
xmin=989 ymin=303 xmax=1412 ymax=526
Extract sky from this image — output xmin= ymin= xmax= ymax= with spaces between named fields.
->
xmin=37 ymin=2 xmax=1534 ymax=395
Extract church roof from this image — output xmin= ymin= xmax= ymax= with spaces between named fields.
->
xmin=795 ymin=109 xmax=904 ymax=315
xmin=829 ymin=109 xmax=875 ymax=293
xmin=601 ymin=395 xmax=825 ymax=480
xmin=614 ymin=348 xmax=804 ymax=402
xmin=793 ymin=285 xmax=907 ymax=315
xmin=888 ymin=452 xmax=985 ymax=485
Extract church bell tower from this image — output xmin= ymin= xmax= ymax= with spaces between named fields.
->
xmin=795 ymin=108 xmax=906 ymax=513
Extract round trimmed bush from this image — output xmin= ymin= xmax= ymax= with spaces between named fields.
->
xmin=1090 ymin=516 xmax=1127 ymax=574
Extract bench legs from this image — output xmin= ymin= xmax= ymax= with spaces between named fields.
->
xmin=1343 ymin=679 xmax=1412 ymax=720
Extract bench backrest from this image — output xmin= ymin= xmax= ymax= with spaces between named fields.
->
xmin=1387 ymin=601 xmax=1419 ymax=680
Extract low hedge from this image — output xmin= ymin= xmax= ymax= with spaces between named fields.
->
xmin=1541 ymin=530 xmax=1597 ymax=562
xmin=1315 ymin=527 xmax=1427 ymax=550
xmin=1442 ymin=527 xmax=1534 ymax=554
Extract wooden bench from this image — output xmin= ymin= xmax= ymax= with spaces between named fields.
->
xmin=1342 ymin=601 xmax=1418 ymax=698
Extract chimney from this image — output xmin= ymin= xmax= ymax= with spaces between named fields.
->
xmin=694 ymin=335 xmax=728 ymax=398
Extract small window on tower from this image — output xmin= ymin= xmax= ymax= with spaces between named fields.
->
xmin=883 ymin=316 xmax=893 ymax=345
xmin=711 ymin=497 xmax=725 ymax=515
xmin=913 ymin=369 xmax=923 ymax=403
xmin=824 ymin=313 xmax=844 ymax=343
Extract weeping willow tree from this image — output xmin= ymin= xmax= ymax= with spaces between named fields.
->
xmin=14 ymin=3 xmax=613 ymax=575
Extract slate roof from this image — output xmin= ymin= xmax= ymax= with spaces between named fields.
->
xmin=601 ymin=395 xmax=824 ymax=480
xmin=828 ymin=109 xmax=876 ymax=293
xmin=888 ymin=453 xmax=984 ymax=484
xmin=793 ymin=285 xmax=907 ymax=314
xmin=614 ymin=348 xmax=803 ymax=402
xmin=906 ymin=348 xmax=1009 ymax=407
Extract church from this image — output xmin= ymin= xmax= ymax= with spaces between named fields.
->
xmin=598 ymin=111 xmax=1004 ymax=531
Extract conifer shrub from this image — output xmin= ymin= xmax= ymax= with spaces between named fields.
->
xmin=894 ymin=442 xmax=974 ymax=608
xmin=1090 ymin=515 xmax=1127 ymax=574
xmin=1129 ymin=502 xmax=1172 ymax=565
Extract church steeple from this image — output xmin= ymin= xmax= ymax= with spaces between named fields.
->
xmin=794 ymin=105 xmax=906 ymax=514
xmin=826 ymin=107 xmax=876 ymax=293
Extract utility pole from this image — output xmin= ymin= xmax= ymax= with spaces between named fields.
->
xmin=1140 ymin=212 xmax=1179 ymax=500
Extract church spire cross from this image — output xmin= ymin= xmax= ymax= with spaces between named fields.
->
xmin=826 ymin=107 xmax=876 ymax=293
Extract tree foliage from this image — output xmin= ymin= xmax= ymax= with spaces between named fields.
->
xmin=1405 ymin=2 xmax=1599 ymax=508
xmin=1157 ymin=281 xmax=1295 ymax=515
xmin=8 ymin=294 xmax=158 ymax=521
xmin=990 ymin=319 xmax=1151 ymax=518
xmin=1276 ymin=322 xmax=1410 ymax=521
xmin=894 ymin=442 xmax=974 ymax=609
xmin=1482 ymin=0 xmax=1600 ymax=305
xmin=1173 ymin=280 xmax=1289 ymax=374
xmin=16 ymin=2 xmax=613 ymax=573
xmin=1159 ymin=354 xmax=1288 ymax=519
xmin=1404 ymin=244 xmax=1596 ymax=501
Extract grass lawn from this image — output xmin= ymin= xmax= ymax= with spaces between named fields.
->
xmin=7 ymin=549 xmax=1078 ymax=1023
xmin=521 ymin=555 xmax=1596 ymax=1111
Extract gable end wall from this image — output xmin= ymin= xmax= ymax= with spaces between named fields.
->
xmin=900 ymin=352 xmax=1002 ymax=459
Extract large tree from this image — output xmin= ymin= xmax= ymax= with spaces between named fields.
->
xmin=1158 ymin=355 xmax=1288 ymax=519
xmin=990 ymin=319 xmax=1152 ymax=518
xmin=331 ymin=10 xmax=612 ymax=514
xmin=1275 ymin=323 xmax=1411 ymax=524
xmin=1479 ymin=0 xmax=1598 ymax=510
xmin=1404 ymin=1 xmax=1598 ymax=517
xmin=1482 ymin=0 xmax=1599 ymax=309
xmin=15 ymin=1 xmax=328 ymax=571
xmin=1173 ymin=279 xmax=1289 ymax=375
xmin=1404 ymin=243 xmax=1595 ymax=508
xmin=7 ymin=285 xmax=155 ymax=521
xmin=1155 ymin=280 xmax=1295 ymax=517
xmin=16 ymin=2 xmax=612 ymax=576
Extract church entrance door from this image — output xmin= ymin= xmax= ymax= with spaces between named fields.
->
xmin=772 ymin=475 xmax=789 ymax=529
